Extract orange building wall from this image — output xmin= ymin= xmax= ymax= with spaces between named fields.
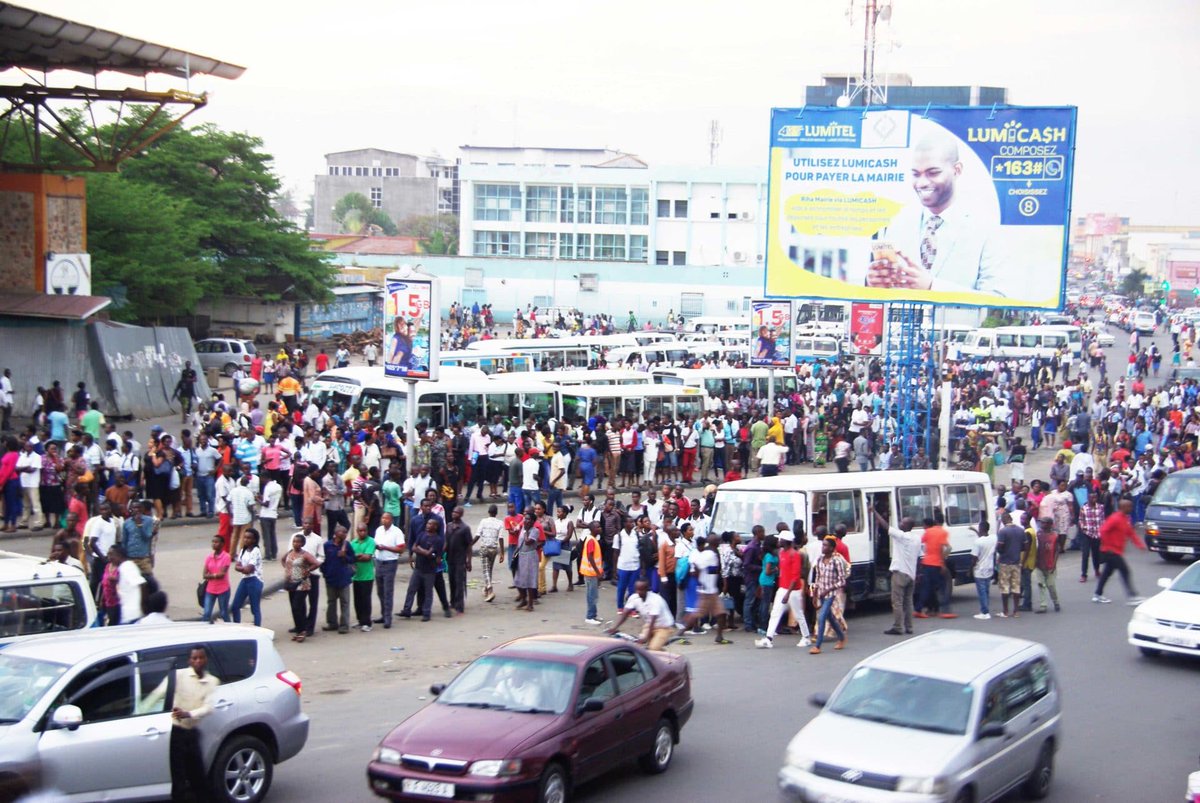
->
xmin=0 ymin=173 xmax=86 ymax=293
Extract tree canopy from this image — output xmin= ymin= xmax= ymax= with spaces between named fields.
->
xmin=333 ymin=192 xmax=398 ymax=235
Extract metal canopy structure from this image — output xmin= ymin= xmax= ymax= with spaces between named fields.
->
xmin=0 ymin=3 xmax=244 ymax=172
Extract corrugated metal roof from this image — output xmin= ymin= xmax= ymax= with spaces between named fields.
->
xmin=0 ymin=3 xmax=245 ymax=79
xmin=0 ymin=293 xmax=111 ymax=320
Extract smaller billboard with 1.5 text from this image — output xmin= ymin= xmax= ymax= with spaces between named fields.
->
xmin=384 ymin=275 xmax=439 ymax=380
xmin=750 ymin=299 xmax=793 ymax=368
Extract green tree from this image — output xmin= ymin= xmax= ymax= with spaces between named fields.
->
xmin=396 ymin=214 xmax=459 ymax=254
xmin=333 ymin=192 xmax=397 ymax=235
xmin=1119 ymin=268 xmax=1149 ymax=299
xmin=85 ymin=174 xmax=210 ymax=321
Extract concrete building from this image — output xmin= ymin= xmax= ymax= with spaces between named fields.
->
xmin=458 ymin=145 xmax=767 ymax=276
xmin=313 ymin=148 xmax=459 ymax=233
xmin=805 ymin=73 xmax=1009 ymax=107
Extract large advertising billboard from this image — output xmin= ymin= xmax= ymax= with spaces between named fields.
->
xmin=765 ymin=106 xmax=1077 ymax=309
xmin=384 ymin=275 xmax=439 ymax=380
xmin=749 ymin=299 xmax=792 ymax=368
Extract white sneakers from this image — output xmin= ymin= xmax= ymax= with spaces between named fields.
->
xmin=1092 ymin=595 xmax=1112 ymax=604
xmin=973 ymin=613 xmax=992 ymax=620
xmin=754 ymin=637 xmax=774 ymax=649
xmin=584 ymin=618 xmax=602 ymax=625
xmin=1127 ymin=597 xmax=1145 ymax=606
xmin=797 ymin=637 xmax=813 ymax=647
xmin=361 ymin=625 xmax=372 ymax=632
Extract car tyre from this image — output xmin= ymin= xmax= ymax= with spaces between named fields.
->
xmin=1138 ymin=646 xmax=1162 ymax=658
xmin=1160 ymin=552 xmax=1186 ymax=563
xmin=638 ymin=717 xmax=674 ymax=774
xmin=223 ymin=362 xmax=240 ymax=378
xmin=538 ymin=762 xmax=569 ymax=803
xmin=210 ymin=734 xmax=273 ymax=803
xmin=1022 ymin=741 xmax=1054 ymax=800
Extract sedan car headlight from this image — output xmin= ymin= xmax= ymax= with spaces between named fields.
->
xmin=1130 ymin=609 xmax=1154 ymax=625
xmin=469 ymin=759 xmax=523 ymax=777
xmin=784 ymin=747 xmax=814 ymax=773
xmin=373 ymin=747 xmax=402 ymax=766
xmin=897 ymin=776 xmax=947 ymax=794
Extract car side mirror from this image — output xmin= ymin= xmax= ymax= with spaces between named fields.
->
xmin=808 ymin=692 xmax=829 ymax=709
xmin=580 ymin=698 xmax=605 ymax=714
xmin=50 ymin=705 xmax=83 ymax=731
xmin=977 ymin=722 xmax=1006 ymax=740
xmin=430 ymin=684 xmax=445 ymax=697
xmin=1157 ymin=577 xmax=1172 ymax=590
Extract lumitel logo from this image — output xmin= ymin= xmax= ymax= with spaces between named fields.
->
xmin=778 ymin=123 xmax=856 ymax=140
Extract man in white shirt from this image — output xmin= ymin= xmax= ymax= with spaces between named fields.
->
xmin=971 ymin=524 xmax=998 ymax=620
xmin=258 ymin=476 xmax=282 ymax=561
xmin=613 ymin=516 xmax=642 ymax=609
xmin=300 ymin=520 xmax=326 ymax=636
xmin=229 ymin=475 xmax=257 ymax=554
xmin=373 ymin=511 xmax=405 ymax=627
xmin=112 ymin=545 xmax=146 ymax=625
xmin=16 ymin=440 xmax=42 ymax=530
xmin=0 ymin=368 xmax=11 ymax=432
xmin=606 ymin=579 xmax=676 ymax=650
xmin=402 ymin=465 xmax=434 ymax=510
xmin=521 ymin=451 xmax=542 ymax=511
xmin=874 ymin=510 xmax=922 ymax=636
xmin=300 ymin=431 xmax=327 ymax=469
xmin=548 ymin=449 xmax=570 ymax=514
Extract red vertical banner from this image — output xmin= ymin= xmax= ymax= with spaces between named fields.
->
xmin=850 ymin=303 xmax=885 ymax=355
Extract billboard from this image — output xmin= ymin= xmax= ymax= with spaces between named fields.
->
xmin=1083 ymin=213 xmax=1123 ymax=236
xmin=849 ymin=302 xmax=885 ymax=356
xmin=765 ymin=106 xmax=1077 ymax=309
xmin=749 ymin=299 xmax=792 ymax=368
xmin=384 ymin=274 xmax=439 ymax=380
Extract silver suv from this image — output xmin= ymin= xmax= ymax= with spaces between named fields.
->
xmin=0 ymin=623 xmax=308 ymax=802
xmin=195 ymin=338 xmax=258 ymax=377
xmin=779 ymin=629 xmax=1061 ymax=803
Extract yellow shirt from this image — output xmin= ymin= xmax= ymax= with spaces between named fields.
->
xmin=278 ymin=376 xmax=302 ymax=398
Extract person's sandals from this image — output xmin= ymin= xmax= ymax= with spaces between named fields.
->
xmin=714 ymin=637 xmax=733 ymax=645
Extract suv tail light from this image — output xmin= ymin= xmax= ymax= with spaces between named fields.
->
xmin=277 ymin=670 xmax=302 ymax=695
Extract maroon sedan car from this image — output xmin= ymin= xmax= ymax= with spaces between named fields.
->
xmin=367 ymin=634 xmax=693 ymax=802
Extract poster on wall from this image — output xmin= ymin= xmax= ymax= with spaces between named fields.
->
xmin=849 ymin=302 xmax=885 ymax=355
xmin=765 ymin=106 xmax=1077 ymax=309
xmin=749 ymin=299 xmax=793 ymax=368
xmin=384 ymin=274 xmax=439 ymax=380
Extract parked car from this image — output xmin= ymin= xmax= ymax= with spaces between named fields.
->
xmin=0 ymin=550 xmax=96 ymax=645
xmin=0 ymin=623 xmax=308 ymax=802
xmin=1128 ymin=559 xmax=1200 ymax=659
xmin=195 ymin=338 xmax=258 ymax=377
xmin=367 ymin=635 xmax=693 ymax=802
xmin=779 ymin=629 xmax=1060 ymax=803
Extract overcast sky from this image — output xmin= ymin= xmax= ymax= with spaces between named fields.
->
xmin=12 ymin=0 xmax=1200 ymax=224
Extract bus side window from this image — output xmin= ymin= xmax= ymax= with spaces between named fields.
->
xmin=811 ymin=492 xmax=828 ymax=534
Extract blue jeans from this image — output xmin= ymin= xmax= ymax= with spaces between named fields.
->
xmin=290 ymin=494 xmax=305 ymax=527
xmin=742 ymin=577 xmax=760 ymax=631
xmin=616 ymin=568 xmax=639 ymax=609
xmin=203 ymin=590 xmax=230 ymax=622
xmin=815 ymin=596 xmax=844 ymax=648
xmin=975 ymin=578 xmax=991 ymax=615
xmin=194 ymin=474 xmax=216 ymax=517
xmin=546 ymin=488 xmax=563 ymax=515
xmin=230 ymin=577 xmax=263 ymax=626
xmin=585 ymin=576 xmax=599 ymax=620
xmin=507 ymin=485 xmax=525 ymax=514
xmin=522 ymin=489 xmax=539 ymax=511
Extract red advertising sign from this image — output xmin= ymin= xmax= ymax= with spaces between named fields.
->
xmin=850 ymin=303 xmax=885 ymax=355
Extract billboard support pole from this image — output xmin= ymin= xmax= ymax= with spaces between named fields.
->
xmin=405 ymin=378 xmax=418 ymax=470
xmin=938 ymin=378 xmax=952 ymax=469
xmin=767 ymin=368 xmax=775 ymax=414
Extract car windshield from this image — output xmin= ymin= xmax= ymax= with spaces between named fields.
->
xmin=0 ymin=654 xmax=69 ymax=723
xmin=1152 ymin=475 xmax=1200 ymax=507
xmin=1170 ymin=562 xmax=1200 ymax=594
xmin=709 ymin=491 xmax=803 ymax=538
xmin=828 ymin=667 xmax=974 ymax=735
xmin=437 ymin=656 xmax=575 ymax=714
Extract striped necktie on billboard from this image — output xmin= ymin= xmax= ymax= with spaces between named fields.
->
xmin=920 ymin=215 xmax=944 ymax=271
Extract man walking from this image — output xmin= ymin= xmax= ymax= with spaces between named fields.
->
xmin=373 ymin=512 xmax=404 ymax=628
xmin=754 ymin=528 xmax=812 ymax=649
xmin=1093 ymin=497 xmax=1146 ymax=605
xmin=809 ymin=536 xmax=848 ymax=655
xmin=971 ymin=519 xmax=997 ymax=620
xmin=1033 ymin=516 xmax=1062 ymax=613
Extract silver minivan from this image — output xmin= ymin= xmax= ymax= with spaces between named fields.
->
xmin=779 ymin=630 xmax=1061 ymax=803
xmin=195 ymin=337 xmax=258 ymax=377
xmin=0 ymin=622 xmax=308 ymax=802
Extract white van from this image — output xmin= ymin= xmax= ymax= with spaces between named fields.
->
xmin=0 ymin=551 xmax=96 ymax=644
xmin=1132 ymin=310 xmax=1157 ymax=334
xmin=709 ymin=470 xmax=995 ymax=604
xmin=959 ymin=326 xmax=1080 ymax=361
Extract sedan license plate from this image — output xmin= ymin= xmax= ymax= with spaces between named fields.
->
xmin=401 ymin=779 xmax=455 ymax=798
xmin=1167 ymin=546 xmax=1195 ymax=554
xmin=1159 ymin=635 xmax=1196 ymax=648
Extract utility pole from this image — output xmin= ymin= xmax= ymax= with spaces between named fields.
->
xmin=708 ymin=119 xmax=722 ymax=166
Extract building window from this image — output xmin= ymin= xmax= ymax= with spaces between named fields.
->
xmin=673 ymin=200 xmax=688 ymax=218
xmin=558 ymin=235 xmax=574 ymax=259
xmin=629 ymin=234 xmax=648 ymax=262
xmin=577 ymin=187 xmax=592 ymax=224
xmin=594 ymin=233 xmax=626 ymax=260
xmin=657 ymin=199 xmax=671 ymax=218
xmin=656 ymin=250 xmax=669 ymax=265
xmin=525 ymin=186 xmax=557 ymax=223
xmin=384 ymin=167 xmax=401 ymax=177
xmin=474 ymin=184 xmax=522 ymax=222
xmin=672 ymin=251 xmax=686 ymax=266
xmin=340 ymin=166 xmax=353 ymax=176
xmin=576 ymin=233 xmax=591 ymax=260
xmin=370 ymin=187 xmax=382 ymax=208
xmin=579 ymin=273 xmax=599 ymax=292
xmin=710 ymin=211 xmax=720 ymax=219
xmin=524 ymin=232 xmax=557 ymax=258
xmin=559 ymin=186 xmax=575 ymax=224
xmin=631 ymin=188 xmax=649 ymax=225
xmin=594 ymin=188 xmax=628 ymax=225
xmin=473 ymin=230 xmax=519 ymax=256
xmin=464 ymin=267 xmax=484 ymax=288
xmin=372 ymin=167 xmax=382 ymax=177
xmin=327 ymin=166 xmax=338 ymax=175
xmin=355 ymin=166 xmax=369 ymax=177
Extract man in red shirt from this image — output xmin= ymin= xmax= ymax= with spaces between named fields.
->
xmin=916 ymin=513 xmax=956 ymax=619
xmin=754 ymin=529 xmax=812 ymax=648
xmin=502 ymin=501 xmax=524 ymax=589
xmin=315 ymin=349 xmax=330 ymax=373
xmin=1093 ymin=497 xmax=1145 ymax=604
